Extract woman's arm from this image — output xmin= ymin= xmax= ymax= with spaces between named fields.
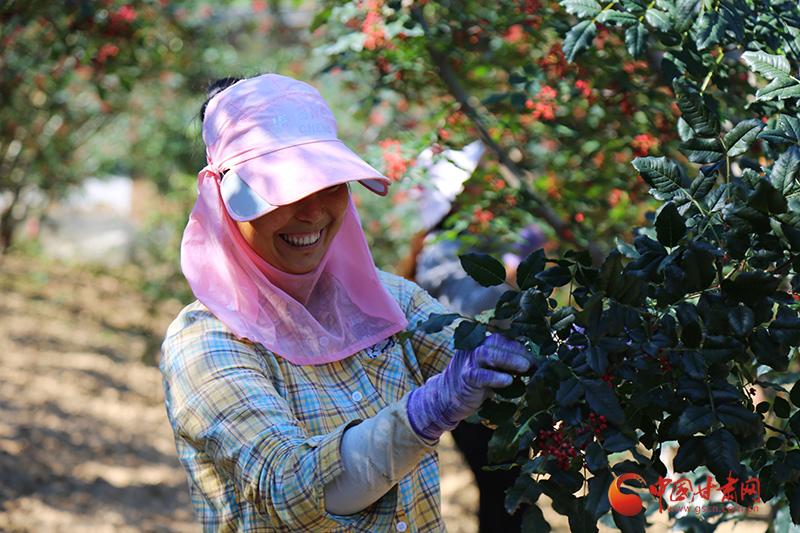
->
xmin=323 ymin=392 xmax=437 ymax=515
xmin=161 ymin=317 xmax=368 ymax=530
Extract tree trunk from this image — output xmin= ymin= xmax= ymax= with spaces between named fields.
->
xmin=0 ymin=185 xmax=22 ymax=254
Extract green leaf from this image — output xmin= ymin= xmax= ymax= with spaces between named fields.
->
xmin=563 ymin=20 xmax=597 ymax=62
xmin=759 ymin=129 xmax=796 ymax=145
xmin=723 ymin=119 xmax=764 ymax=157
xmin=770 ymin=146 xmax=800 ymax=195
xmin=460 ymin=253 xmax=506 ymax=287
xmin=415 ymin=312 xmax=460 ymax=333
xmin=694 ymin=11 xmax=726 ymax=50
xmin=766 ymin=436 xmax=784 ymax=450
xmin=716 ymin=403 xmax=761 ymax=435
xmin=674 ymin=405 xmax=714 ymax=437
xmin=677 ymin=117 xmax=695 ymax=141
xmin=674 ymin=0 xmax=700 ymax=32
xmin=310 ymin=5 xmax=333 ymax=31
xmin=791 ymin=380 xmax=800 ymax=408
xmin=645 ymin=8 xmax=671 ymax=32
xmin=560 ymin=0 xmax=602 ymax=17
xmin=689 ymin=170 xmax=717 ymax=200
xmin=519 ymin=288 xmax=549 ymax=317
xmin=496 ymin=376 xmax=527 ymax=399
xmin=632 ymin=156 xmax=687 ymax=193
xmin=655 ymin=202 xmax=686 ymax=246
xmin=679 ymin=136 xmax=724 ymax=164
xmin=673 ymin=437 xmax=705 ymax=472
xmin=602 ymin=428 xmax=637 ymax=452
xmin=583 ymin=378 xmax=625 ymax=425
xmin=790 ymin=411 xmax=800 ymax=438
xmin=536 ymin=265 xmax=572 ymax=287
xmin=567 ymin=498 xmax=599 ymax=533
xmin=478 ymin=399 xmax=518 ymax=426
xmin=769 ymin=305 xmax=800 ymax=345
xmin=703 ymin=428 xmax=740 ymax=481
xmin=779 ymin=115 xmax=800 ymax=142
xmin=550 ymin=306 xmax=576 ymax=332
xmin=749 ymin=178 xmax=788 ymax=214
xmin=585 ymin=470 xmax=612 ymax=519
xmin=728 ymin=303 xmax=754 ymax=337
xmin=454 ymin=320 xmax=487 ymax=350
xmin=521 ymin=504 xmax=551 ymax=533
xmin=488 ymin=419 xmax=522 ymax=463
xmin=586 ymin=345 xmax=609 ymax=375
xmin=757 ymin=76 xmax=800 ymax=101
xmin=517 ymin=249 xmax=547 ymax=290
xmin=585 ymin=441 xmax=609 ymax=473
xmin=673 ymin=78 xmax=720 ymax=136
xmin=741 ymin=51 xmax=792 ymax=81
xmin=625 ymin=23 xmax=648 ymax=57
xmin=749 ymin=328 xmax=790 ymax=371
xmin=789 ymin=483 xmax=800 ymax=526
xmin=505 ymin=473 xmax=542 ymax=514
xmin=597 ymin=11 xmax=638 ymax=25
xmin=556 ymin=377 xmax=584 ymax=407
xmin=774 ymin=396 xmax=792 ymax=418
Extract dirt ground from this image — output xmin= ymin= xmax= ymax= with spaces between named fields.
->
xmin=0 ymin=253 xmax=772 ymax=532
xmin=0 ymin=252 xmax=488 ymax=532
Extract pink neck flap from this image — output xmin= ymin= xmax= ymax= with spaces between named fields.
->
xmin=180 ymin=168 xmax=408 ymax=365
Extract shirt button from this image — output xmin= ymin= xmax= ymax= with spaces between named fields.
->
xmin=396 ymin=521 xmax=407 ymax=532
xmin=319 ymin=336 xmax=329 ymax=347
xmin=351 ymin=391 xmax=363 ymax=402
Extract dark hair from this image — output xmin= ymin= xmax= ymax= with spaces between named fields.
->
xmin=200 ymin=77 xmax=242 ymax=123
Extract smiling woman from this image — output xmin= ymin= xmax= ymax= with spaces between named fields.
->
xmin=159 ymin=73 xmax=535 ymax=532
xmin=235 ymin=182 xmax=350 ymax=276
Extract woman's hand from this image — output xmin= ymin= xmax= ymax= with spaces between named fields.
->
xmin=406 ymin=333 xmax=535 ymax=442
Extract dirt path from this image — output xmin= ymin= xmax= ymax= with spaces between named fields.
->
xmin=0 ymin=253 xmax=485 ymax=532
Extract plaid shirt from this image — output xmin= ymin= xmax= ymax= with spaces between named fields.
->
xmin=160 ymin=270 xmax=458 ymax=532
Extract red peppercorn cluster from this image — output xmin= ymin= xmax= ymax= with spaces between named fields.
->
xmin=657 ymin=354 xmax=672 ymax=372
xmin=587 ymin=412 xmax=608 ymax=437
xmin=537 ymin=428 xmax=577 ymax=470
xmin=600 ymin=372 xmax=614 ymax=387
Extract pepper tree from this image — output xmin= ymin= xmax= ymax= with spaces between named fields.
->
xmin=315 ymin=1 xmax=800 ymax=531
xmin=413 ymin=2 xmax=800 ymax=531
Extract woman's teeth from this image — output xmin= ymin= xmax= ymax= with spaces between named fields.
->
xmin=280 ymin=229 xmax=323 ymax=247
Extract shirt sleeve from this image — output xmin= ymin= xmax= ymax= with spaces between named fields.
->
xmin=323 ymin=391 xmax=437 ymax=515
xmin=403 ymin=278 xmax=464 ymax=382
xmin=161 ymin=315 xmax=365 ymax=531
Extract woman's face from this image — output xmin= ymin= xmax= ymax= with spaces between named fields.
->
xmin=236 ymin=183 xmax=350 ymax=274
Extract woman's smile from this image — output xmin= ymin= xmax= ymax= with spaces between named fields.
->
xmin=278 ymin=225 xmax=326 ymax=248
xmin=236 ymin=183 xmax=350 ymax=274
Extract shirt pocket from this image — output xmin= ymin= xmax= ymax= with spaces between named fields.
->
xmin=358 ymin=335 xmax=419 ymax=406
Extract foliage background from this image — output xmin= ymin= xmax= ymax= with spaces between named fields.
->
xmin=3 ymin=0 xmax=800 ymax=531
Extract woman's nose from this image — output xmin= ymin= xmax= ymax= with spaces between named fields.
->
xmin=293 ymin=192 xmax=325 ymax=223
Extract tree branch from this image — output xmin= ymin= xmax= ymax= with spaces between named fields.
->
xmin=410 ymin=6 xmax=605 ymax=266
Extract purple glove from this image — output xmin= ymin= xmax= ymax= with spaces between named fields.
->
xmin=406 ymin=333 xmax=534 ymax=441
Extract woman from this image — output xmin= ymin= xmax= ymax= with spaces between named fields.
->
xmin=160 ymin=73 xmax=535 ymax=532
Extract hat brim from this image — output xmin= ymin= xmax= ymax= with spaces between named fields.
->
xmin=221 ymin=140 xmax=390 ymax=222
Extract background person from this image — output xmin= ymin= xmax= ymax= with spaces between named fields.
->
xmin=397 ymin=142 xmax=545 ymax=532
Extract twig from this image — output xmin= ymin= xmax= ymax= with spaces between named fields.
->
xmin=410 ymin=6 xmax=606 ymax=266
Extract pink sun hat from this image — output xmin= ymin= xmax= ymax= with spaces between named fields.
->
xmin=202 ymin=73 xmax=391 ymax=221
